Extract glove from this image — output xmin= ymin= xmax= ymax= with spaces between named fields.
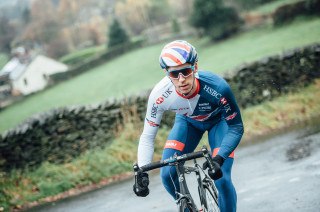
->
xmin=133 ymin=172 xmax=149 ymax=197
xmin=203 ymin=155 xmax=225 ymax=180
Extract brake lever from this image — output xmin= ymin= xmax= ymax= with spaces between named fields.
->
xmin=201 ymin=146 xmax=216 ymax=171
xmin=133 ymin=163 xmax=140 ymax=191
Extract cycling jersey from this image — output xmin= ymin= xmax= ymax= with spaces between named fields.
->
xmin=138 ymin=71 xmax=244 ymax=167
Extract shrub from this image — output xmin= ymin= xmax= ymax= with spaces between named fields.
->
xmin=190 ymin=0 xmax=244 ymax=41
xmin=273 ymin=0 xmax=320 ymax=25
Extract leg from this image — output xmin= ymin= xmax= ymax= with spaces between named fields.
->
xmin=160 ymin=115 xmax=204 ymax=199
xmin=208 ymin=120 xmax=237 ymax=212
xmin=215 ymin=158 xmax=237 ymax=212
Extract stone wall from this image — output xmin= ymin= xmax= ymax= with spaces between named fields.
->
xmin=224 ymin=43 xmax=320 ymax=108
xmin=1 ymin=43 xmax=319 ymax=171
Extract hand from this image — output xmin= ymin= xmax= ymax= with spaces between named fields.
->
xmin=203 ymin=155 xmax=225 ymax=180
xmin=133 ymin=172 xmax=149 ymax=197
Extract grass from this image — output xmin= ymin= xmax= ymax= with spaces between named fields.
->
xmin=59 ymin=45 xmax=106 ymax=65
xmin=1 ymin=17 xmax=320 ymax=134
xmin=198 ymin=16 xmax=320 ymax=73
xmin=1 ymin=78 xmax=319 ymax=211
xmin=0 ymin=53 xmax=9 ymax=70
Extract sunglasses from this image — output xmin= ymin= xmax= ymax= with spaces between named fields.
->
xmin=166 ymin=65 xmax=194 ymax=79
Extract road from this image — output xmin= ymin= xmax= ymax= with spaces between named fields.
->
xmin=26 ymin=122 xmax=320 ymax=212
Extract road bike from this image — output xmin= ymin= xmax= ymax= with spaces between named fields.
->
xmin=133 ymin=146 xmax=220 ymax=212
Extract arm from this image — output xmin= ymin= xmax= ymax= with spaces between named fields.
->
xmin=137 ymin=91 xmax=164 ymax=167
xmin=217 ymin=82 xmax=244 ymax=159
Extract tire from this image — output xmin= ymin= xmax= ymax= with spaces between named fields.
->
xmin=203 ymin=183 xmax=220 ymax=212
xmin=179 ymin=198 xmax=195 ymax=212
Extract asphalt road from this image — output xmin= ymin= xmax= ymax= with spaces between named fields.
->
xmin=26 ymin=122 xmax=320 ymax=212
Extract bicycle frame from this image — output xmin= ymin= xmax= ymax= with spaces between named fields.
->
xmin=173 ymin=157 xmax=214 ymax=212
xmin=174 ymin=159 xmax=199 ymax=211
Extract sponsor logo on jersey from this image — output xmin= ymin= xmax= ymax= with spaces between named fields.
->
xmin=225 ymin=112 xmax=237 ymax=120
xmin=164 ymin=140 xmax=185 ymax=151
xmin=146 ymin=118 xmax=159 ymax=127
xmin=155 ymin=88 xmax=172 ymax=105
xmin=203 ymin=85 xmax=232 ymax=113
xmin=223 ymin=104 xmax=231 ymax=113
xmin=162 ymin=88 xmax=172 ymax=98
xmin=156 ymin=97 xmax=164 ymax=104
xmin=220 ymin=97 xmax=227 ymax=105
xmin=203 ymin=85 xmax=222 ymax=100
xmin=171 ymin=107 xmax=189 ymax=111
xmin=198 ymin=102 xmax=211 ymax=111
xmin=151 ymin=103 xmax=158 ymax=118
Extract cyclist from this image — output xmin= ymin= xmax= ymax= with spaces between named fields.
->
xmin=133 ymin=40 xmax=244 ymax=212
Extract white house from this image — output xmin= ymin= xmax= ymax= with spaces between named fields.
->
xmin=0 ymin=55 xmax=68 ymax=96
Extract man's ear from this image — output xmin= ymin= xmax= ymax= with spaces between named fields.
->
xmin=194 ymin=62 xmax=198 ymax=73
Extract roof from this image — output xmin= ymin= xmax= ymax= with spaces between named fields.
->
xmin=0 ymin=55 xmax=68 ymax=81
xmin=0 ymin=58 xmax=28 ymax=80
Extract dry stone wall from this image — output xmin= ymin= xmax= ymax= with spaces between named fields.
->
xmin=1 ymin=43 xmax=319 ymax=171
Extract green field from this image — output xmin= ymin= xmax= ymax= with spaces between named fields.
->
xmin=1 ymin=17 xmax=320 ymax=134
xmin=59 ymin=45 xmax=107 ymax=65
xmin=0 ymin=53 xmax=9 ymax=70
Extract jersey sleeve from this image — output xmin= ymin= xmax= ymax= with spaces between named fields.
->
xmin=137 ymin=89 xmax=165 ymax=167
xmin=217 ymin=81 xmax=244 ymax=159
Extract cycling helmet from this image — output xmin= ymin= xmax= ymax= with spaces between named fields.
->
xmin=159 ymin=40 xmax=198 ymax=69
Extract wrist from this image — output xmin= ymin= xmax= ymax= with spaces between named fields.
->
xmin=213 ymin=155 xmax=225 ymax=166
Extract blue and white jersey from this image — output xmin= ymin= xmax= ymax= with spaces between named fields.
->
xmin=138 ymin=71 xmax=244 ymax=166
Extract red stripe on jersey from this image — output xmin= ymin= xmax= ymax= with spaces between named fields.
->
xmin=164 ymin=140 xmax=185 ymax=151
xmin=212 ymin=148 xmax=234 ymax=158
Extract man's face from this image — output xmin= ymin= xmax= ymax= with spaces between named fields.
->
xmin=166 ymin=63 xmax=198 ymax=95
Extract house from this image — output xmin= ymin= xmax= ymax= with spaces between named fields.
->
xmin=0 ymin=54 xmax=68 ymax=96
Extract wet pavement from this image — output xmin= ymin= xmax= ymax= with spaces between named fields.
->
xmin=25 ymin=121 xmax=320 ymax=212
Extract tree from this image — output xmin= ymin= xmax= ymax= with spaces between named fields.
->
xmin=47 ymin=37 xmax=70 ymax=59
xmin=108 ymin=18 xmax=129 ymax=48
xmin=22 ymin=8 xmax=31 ymax=25
xmin=22 ymin=0 xmax=59 ymax=45
xmin=148 ymin=0 xmax=171 ymax=25
xmin=0 ymin=18 xmax=16 ymax=53
xmin=115 ymin=0 xmax=151 ymax=36
xmin=171 ymin=18 xmax=181 ymax=33
xmin=190 ymin=0 xmax=243 ymax=40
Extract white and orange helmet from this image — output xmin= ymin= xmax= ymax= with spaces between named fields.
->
xmin=159 ymin=40 xmax=198 ymax=69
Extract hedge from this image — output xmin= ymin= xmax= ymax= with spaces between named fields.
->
xmin=272 ymin=0 xmax=320 ymax=25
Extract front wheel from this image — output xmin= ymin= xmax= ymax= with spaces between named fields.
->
xmin=203 ymin=182 xmax=220 ymax=212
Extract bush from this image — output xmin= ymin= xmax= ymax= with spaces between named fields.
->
xmin=273 ymin=0 xmax=320 ymax=25
xmin=236 ymin=0 xmax=277 ymax=10
xmin=190 ymin=0 xmax=244 ymax=41
xmin=206 ymin=7 xmax=244 ymax=40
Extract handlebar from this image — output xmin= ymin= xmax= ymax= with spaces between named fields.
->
xmin=133 ymin=145 xmax=216 ymax=173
